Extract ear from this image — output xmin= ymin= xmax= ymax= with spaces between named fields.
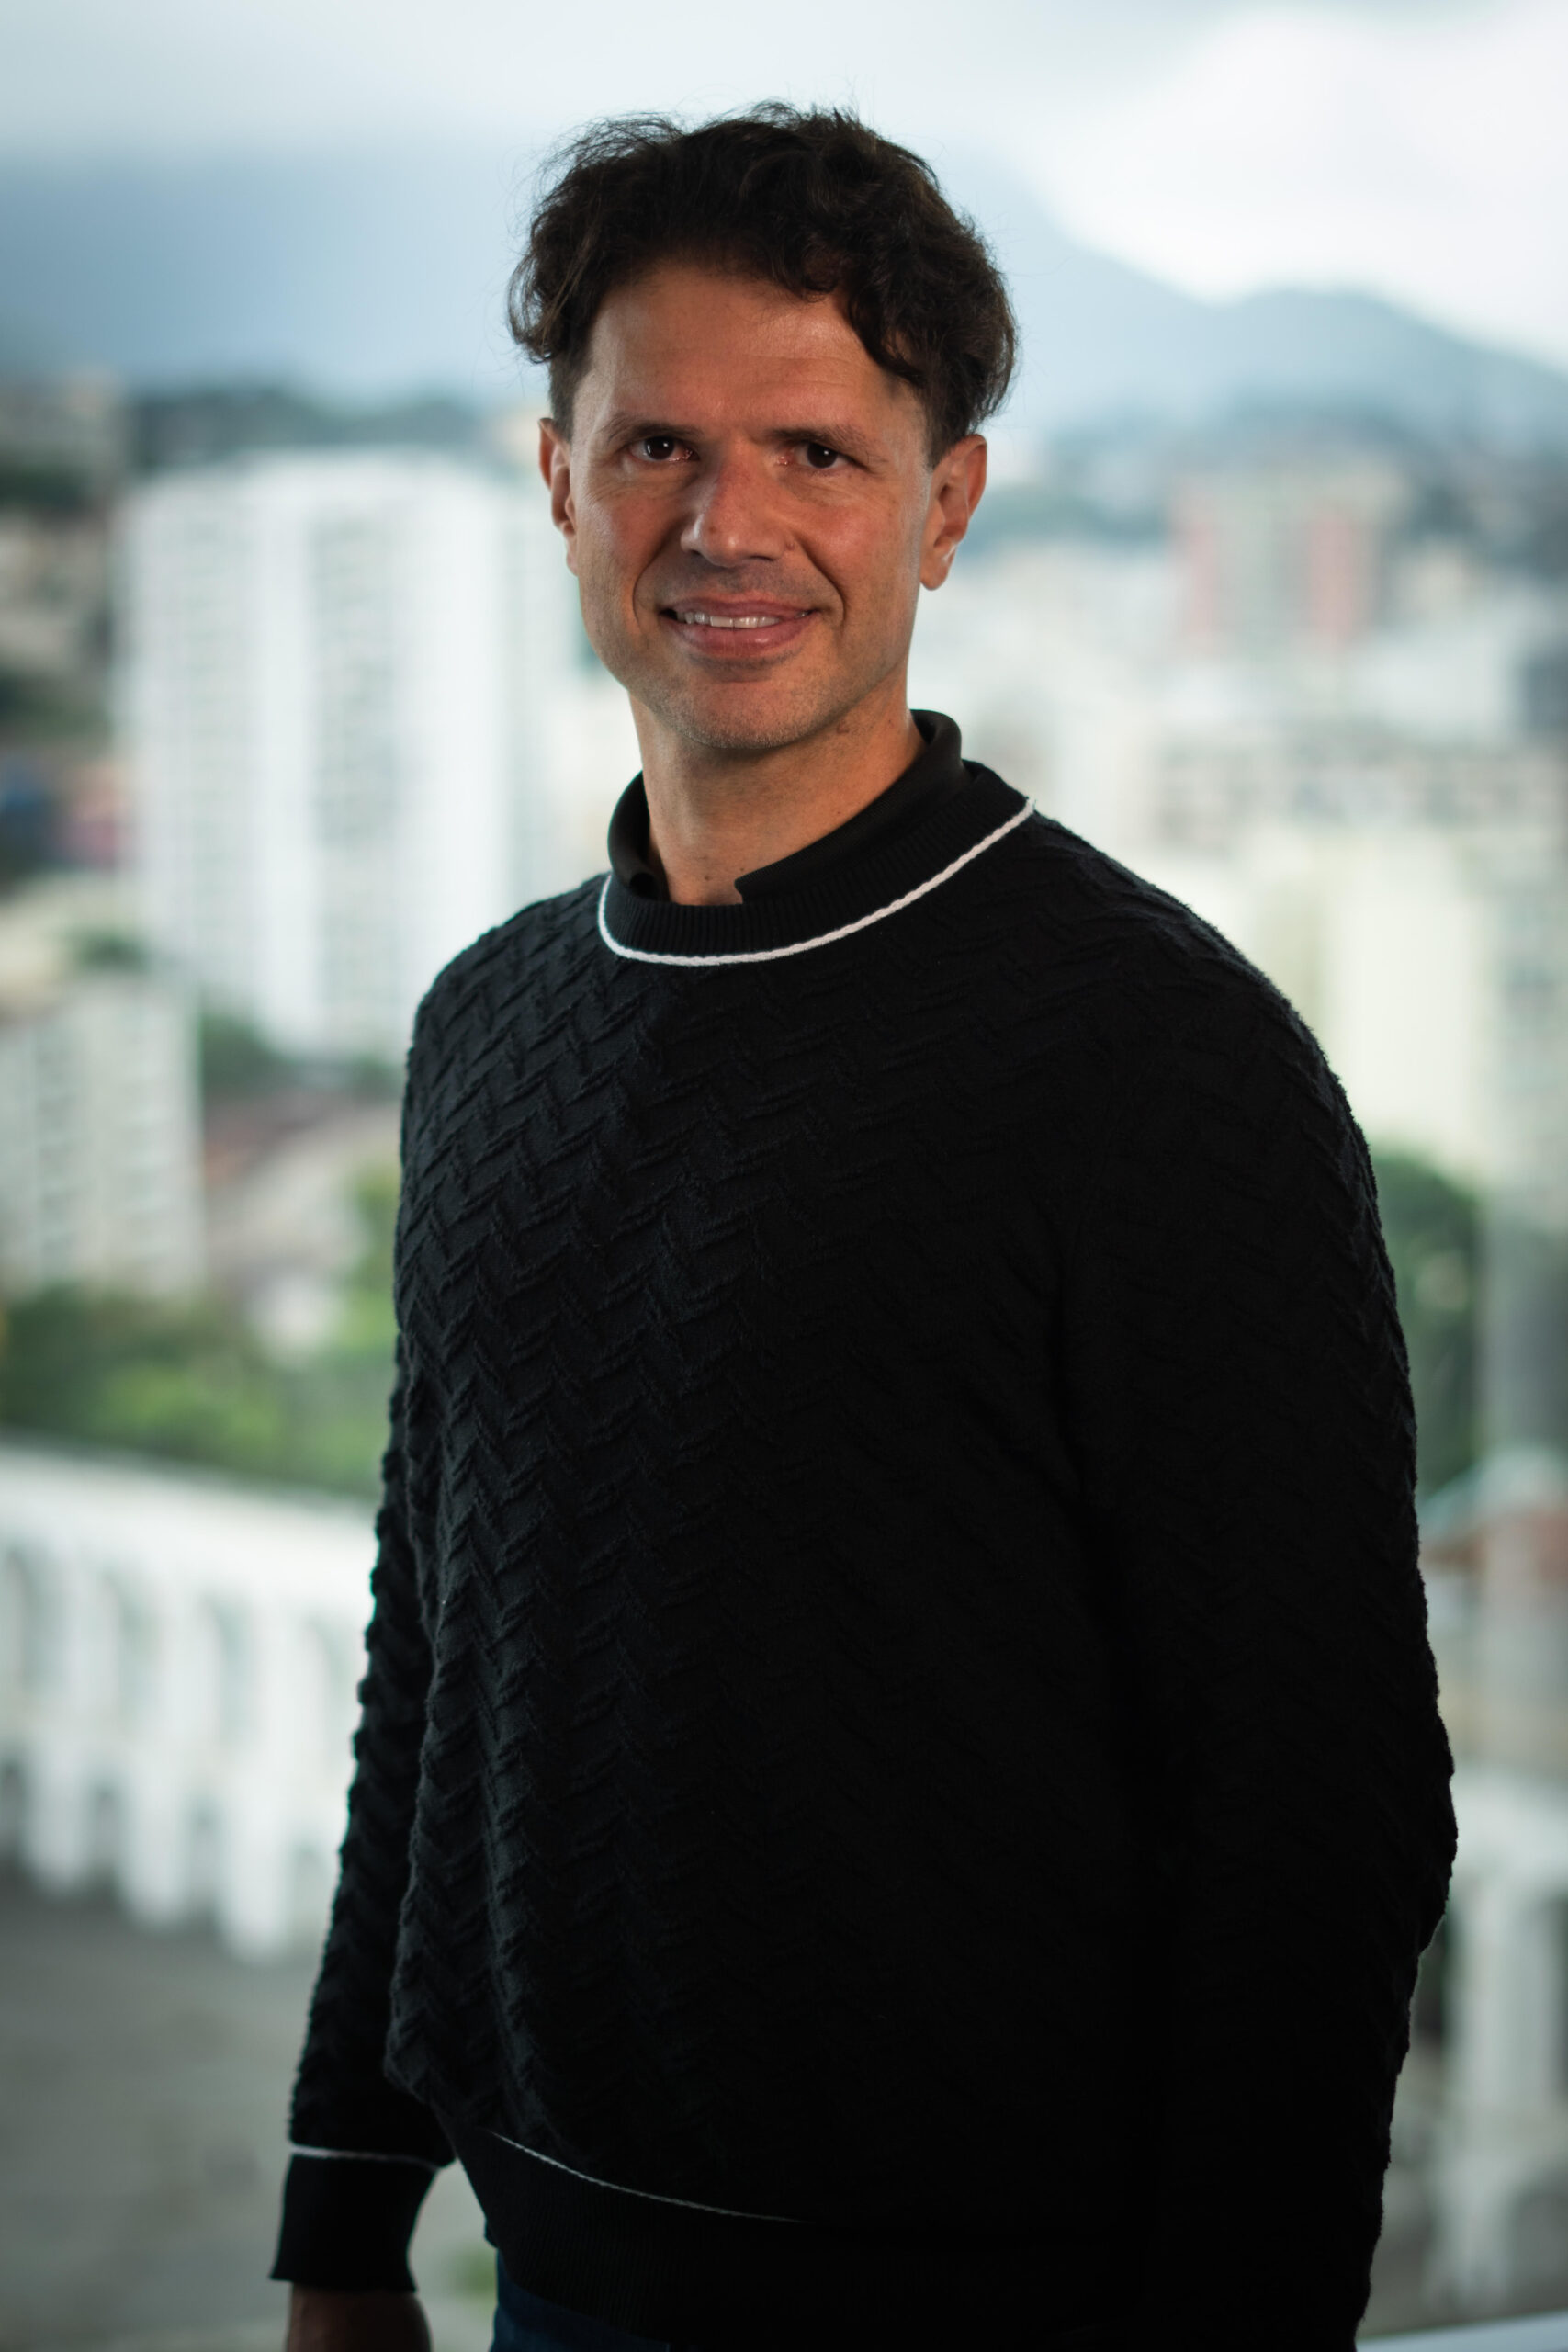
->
xmin=538 ymin=419 xmax=579 ymax=576
xmin=920 ymin=435 xmax=987 ymax=591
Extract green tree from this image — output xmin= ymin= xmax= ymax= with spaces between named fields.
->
xmin=198 ymin=1011 xmax=299 ymax=1104
xmin=0 ymin=1170 xmax=400 ymax=1499
xmin=1371 ymin=1151 xmax=1481 ymax=1498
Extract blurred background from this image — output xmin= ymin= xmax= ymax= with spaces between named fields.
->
xmin=1 ymin=1 xmax=1567 ymax=2344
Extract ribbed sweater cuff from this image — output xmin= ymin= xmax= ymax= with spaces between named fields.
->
xmin=271 ymin=2151 xmax=439 ymax=2291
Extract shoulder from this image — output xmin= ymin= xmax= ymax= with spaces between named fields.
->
xmin=405 ymin=876 xmax=603 ymax=1079
xmin=993 ymin=798 xmax=1337 ymax=1094
xmin=973 ymin=797 xmax=1369 ymax=1213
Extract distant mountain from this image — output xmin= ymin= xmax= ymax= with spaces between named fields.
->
xmin=3 ymin=146 xmax=1567 ymax=448
xmin=948 ymin=157 xmax=1568 ymax=449
xmin=0 ymin=151 xmax=533 ymax=401
xmin=129 ymin=384 xmax=493 ymax=471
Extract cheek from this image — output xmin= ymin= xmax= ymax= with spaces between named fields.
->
xmin=840 ymin=516 xmax=922 ymax=632
xmin=567 ymin=525 xmax=626 ymax=635
xmin=578 ymin=505 xmax=661 ymax=620
xmin=836 ymin=489 xmax=922 ymax=578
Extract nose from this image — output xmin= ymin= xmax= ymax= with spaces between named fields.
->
xmin=680 ymin=446 xmax=789 ymax=568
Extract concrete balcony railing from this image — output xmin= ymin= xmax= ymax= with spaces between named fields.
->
xmin=0 ymin=1438 xmax=372 ymax=1956
xmin=1363 ymin=2313 xmax=1568 ymax=2349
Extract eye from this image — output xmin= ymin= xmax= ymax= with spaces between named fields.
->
xmin=802 ymin=442 xmax=841 ymax=470
xmin=637 ymin=435 xmax=682 ymax=462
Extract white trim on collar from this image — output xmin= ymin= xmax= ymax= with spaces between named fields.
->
xmin=596 ymin=798 xmax=1032 ymax=967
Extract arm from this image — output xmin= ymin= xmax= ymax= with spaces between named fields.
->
xmin=274 ymin=1034 xmax=452 ymax=2316
xmin=1061 ymin=987 xmax=1455 ymax=2350
xmin=285 ymin=2288 xmax=430 ymax=2352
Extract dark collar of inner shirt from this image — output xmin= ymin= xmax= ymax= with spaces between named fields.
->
xmin=604 ymin=710 xmax=969 ymax=904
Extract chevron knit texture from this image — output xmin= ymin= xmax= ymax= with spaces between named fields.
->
xmin=288 ymin=788 xmax=1455 ymax=2349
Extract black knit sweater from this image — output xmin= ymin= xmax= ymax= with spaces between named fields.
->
xmin=276 ymin=719 xmax=1454 ymax=2349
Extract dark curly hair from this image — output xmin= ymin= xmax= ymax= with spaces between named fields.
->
xmin=509 ymin=106 xmax=1017 ymax=462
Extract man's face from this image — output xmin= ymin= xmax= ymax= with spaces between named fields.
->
xmin=539 ymin=261 xmax=984 ymax=759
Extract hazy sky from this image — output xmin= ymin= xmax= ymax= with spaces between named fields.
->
xmin=4 ymin=0 xmax=1566 ymax=366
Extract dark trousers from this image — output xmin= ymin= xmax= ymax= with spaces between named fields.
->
xmin=491 ymin=2256 xmax=700 ymax=2351
xmin=491 ymin=2249 xmax=1112 ymax=2350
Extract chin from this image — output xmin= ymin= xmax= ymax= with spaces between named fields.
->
xmin=643 ymin=674 xmax=871 ymax=760
xmin=680 ymin=712 xmax=822 ymax=757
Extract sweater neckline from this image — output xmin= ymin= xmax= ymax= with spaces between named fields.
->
xmin=607 ymin=709 xmax=970 ymax=904
xmin=597 ymin=751 xmax=1031 ymax=969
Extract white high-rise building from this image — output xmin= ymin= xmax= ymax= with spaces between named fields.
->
xmin=122 ymin=450 xmax=585 ymax=1064
xmin=0 ymin=965 xmax=203 ymax=1298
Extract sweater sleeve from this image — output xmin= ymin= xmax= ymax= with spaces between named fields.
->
xmin=1059 ymin=980 xmax=1456 ymax=2352
xmin=273 ymin=1046 xmax=453 ymax=2291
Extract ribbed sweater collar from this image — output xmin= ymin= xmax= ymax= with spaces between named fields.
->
xmin=597 ymin=715 xmax=1030 ymax=967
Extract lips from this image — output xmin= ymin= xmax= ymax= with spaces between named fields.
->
xmin=671 ymin=607 xmax=798 ymax=629
xmin=660 ymin=600 xmax=816 ymax=656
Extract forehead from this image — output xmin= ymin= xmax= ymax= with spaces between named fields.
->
xmin=575 ymin=260 xmax=922 ymax=441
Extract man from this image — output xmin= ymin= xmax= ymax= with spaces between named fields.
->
xmin=275 ymin=107 xmax=1455 ymax=2352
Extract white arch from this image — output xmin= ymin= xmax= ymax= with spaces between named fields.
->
xmin=0 ymin=1441 xmax=373 ymax=1958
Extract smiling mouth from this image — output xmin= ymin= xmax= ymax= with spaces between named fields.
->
xmin=668 ymin=607 xmax=809 ymax=630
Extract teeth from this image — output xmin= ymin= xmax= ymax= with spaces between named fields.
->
xmin=674 ymin=611 xmax=789 ymax=629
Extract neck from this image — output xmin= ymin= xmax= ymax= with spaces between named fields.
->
xmin=634 ymin=680 xmax=924 ymax=907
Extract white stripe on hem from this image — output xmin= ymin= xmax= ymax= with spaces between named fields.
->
xmin=596 ymin=797 xmax=1032 ymax=967
xmin=486 ymin=2126 xmax=808 ymax=2227
xmin=290 ymin=2144 xmax=439 ymax=2170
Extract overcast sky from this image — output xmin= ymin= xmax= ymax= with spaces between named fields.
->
xmin=4 ymin=0 xmax=1566 ymax=367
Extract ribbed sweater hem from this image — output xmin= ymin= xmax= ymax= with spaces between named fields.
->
xmin=443 ymin=2115 xmax=1115 ymax=2349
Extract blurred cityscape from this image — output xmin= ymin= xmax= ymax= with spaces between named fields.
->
xmin=2 ymin=354 xmax=1568 ymax=2342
